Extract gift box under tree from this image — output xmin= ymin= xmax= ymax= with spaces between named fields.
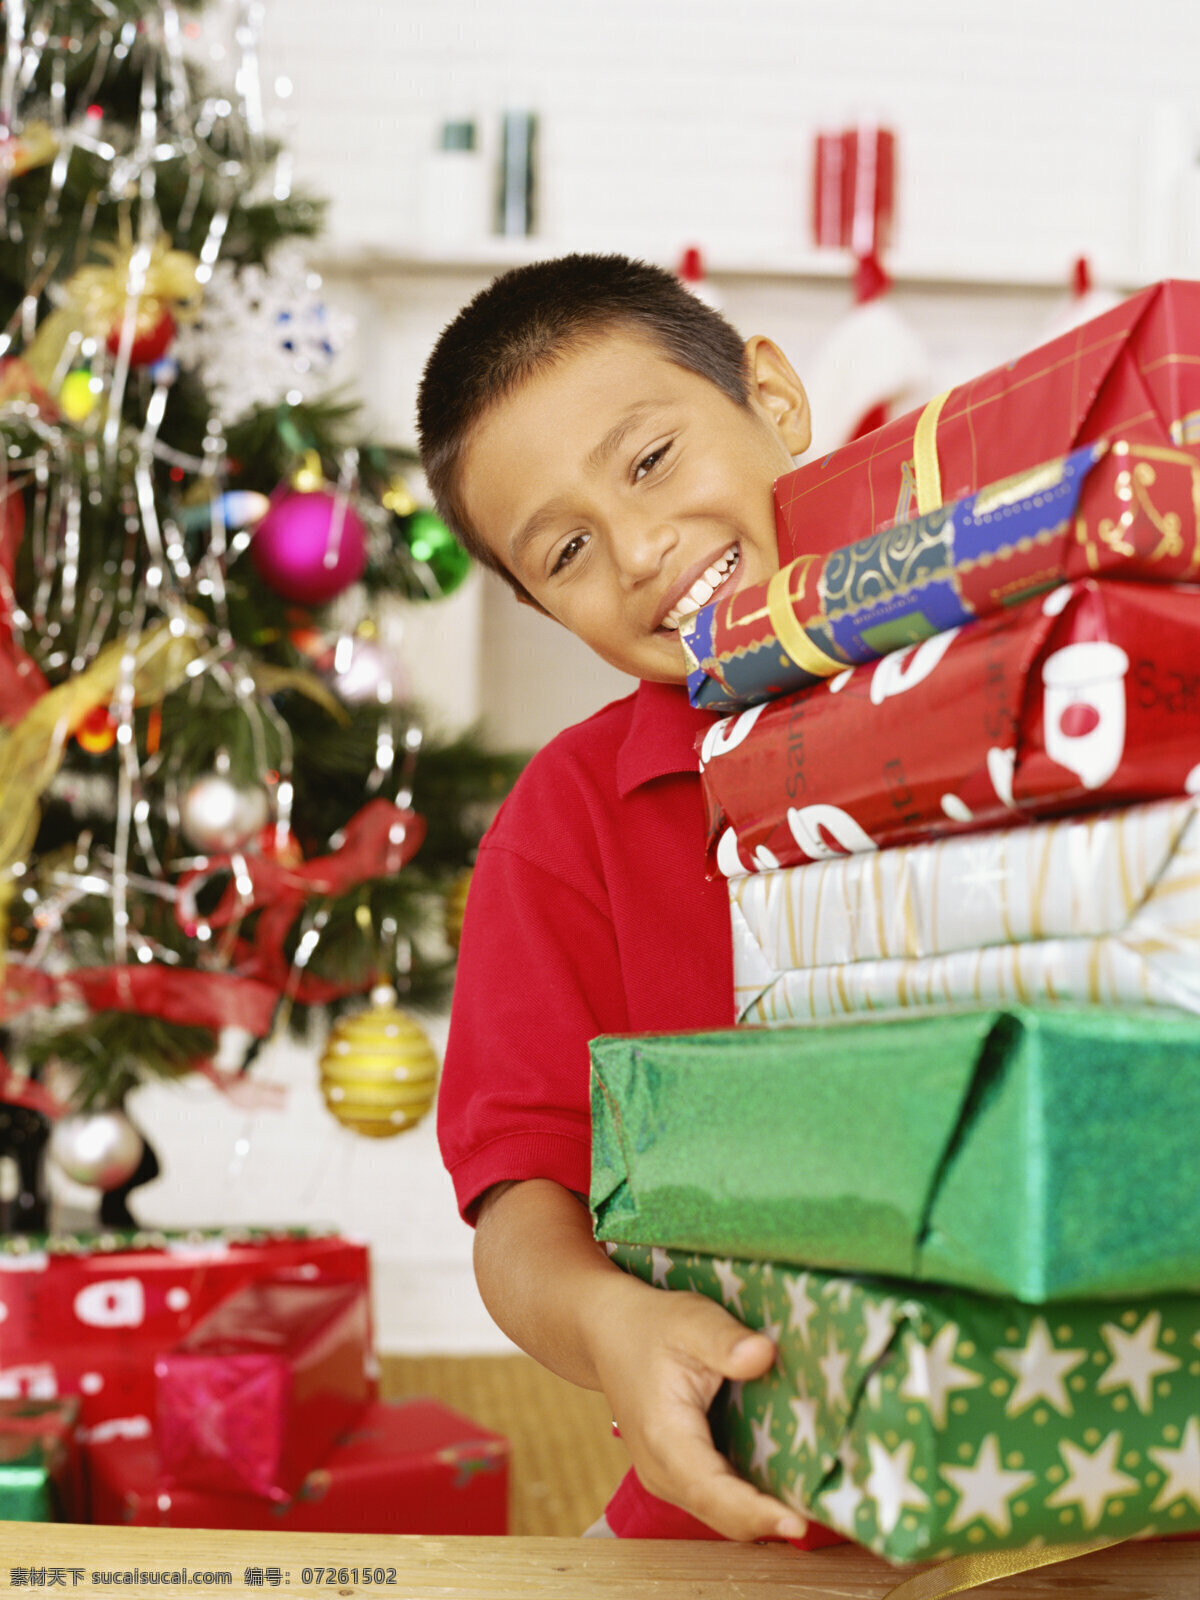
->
xmin=87 ymin=1396 xmax=509 ymax=1533
xmin=0 ymin=1398 xmax=83 ymax=1522
xmin=155 ymin=1277 xmax=374 ymax=1502
xmin=0 ymin=1228 xmax=372 ymax=1434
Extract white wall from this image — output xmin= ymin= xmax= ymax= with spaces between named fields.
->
xmin=259 ymin=0 xmax=1200 ymax=288
xmin=98 ymin=1 xmax=1200 ymax=1351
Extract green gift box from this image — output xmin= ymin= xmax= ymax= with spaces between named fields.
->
xmin=590 ymin=1008 xmax=1200 ymax=1303
xmin=0 ymin=1398 xmax=81 ymax=1521
xmin=611 ymin=1242 xmax=1200 ymax=1561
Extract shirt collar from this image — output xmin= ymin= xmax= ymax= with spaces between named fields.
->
xmin=616 ymin=679 xmax=719 ymax=798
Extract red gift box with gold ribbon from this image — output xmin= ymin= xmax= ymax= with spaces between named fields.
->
xmin=778 ymin=278 xmax=1200 ymax=557
xmin=685 ymin=281 xmax=1200 ymax=713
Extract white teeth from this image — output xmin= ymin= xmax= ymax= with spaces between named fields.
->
xmin=661 ymin=546 xmax=740 ymax=631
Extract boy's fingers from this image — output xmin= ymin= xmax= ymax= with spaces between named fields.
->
xmin=639 ymin=1407 xmax=805 ymax=1543
xmin=628 ymin=1298 xmax=803 ymax=1543
xmin=669 ymin=1291 xmax=778 ymax=1380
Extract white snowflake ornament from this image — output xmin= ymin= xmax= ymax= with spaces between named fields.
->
xmin=174 ymin=245 xmax=352 ymax=421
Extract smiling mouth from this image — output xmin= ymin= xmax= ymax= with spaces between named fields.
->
xmin=658 ymin=545 xmax=741 ymax=632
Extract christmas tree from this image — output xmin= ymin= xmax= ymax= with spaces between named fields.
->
xmin=0 ymin=0 xmax=521 ymax=1229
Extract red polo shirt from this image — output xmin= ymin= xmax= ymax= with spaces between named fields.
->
xmin=438 ymin=679 xmax=735 ymax=1538
xmin=439 ymin=677 xmax=841 ymax=1548
xmin=439 ymin=677 xmax=734 ymax=1219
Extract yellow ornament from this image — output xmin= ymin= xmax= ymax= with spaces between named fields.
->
xmin=381 ymin=476 xmax=417 ymax=518
xmin=444 ymin=868 xmax=473 ymax=952
xmin=59 ymin=369 xmax=100 ymax=423
xmin=319 ymin=985 xmax=439 ymax=1138
xmin=290 ymin=449 xmax=325 ymax=493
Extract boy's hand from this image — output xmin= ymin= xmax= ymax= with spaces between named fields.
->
xmin=591 ymin=1268 xmax=808 ymax=1542
xmin=473 ymin=1178 xmax=808 ymax=1543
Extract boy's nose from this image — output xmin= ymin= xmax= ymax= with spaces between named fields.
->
xmin=613 ymin=514 xmax=677 ymax=585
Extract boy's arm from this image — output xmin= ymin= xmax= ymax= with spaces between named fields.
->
xmin=473 ymin=1177 xmax=810 ymax=1543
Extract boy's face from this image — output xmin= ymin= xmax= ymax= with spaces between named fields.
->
xmin=458 ymin=328 xmax=811 ymax=684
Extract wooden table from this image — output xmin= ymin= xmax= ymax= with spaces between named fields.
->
xmin=0 ymin=1523 xmax=1194 ymax=1599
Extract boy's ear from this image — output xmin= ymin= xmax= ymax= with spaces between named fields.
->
xmin=743 ymin=336 xmax=812 ymax=457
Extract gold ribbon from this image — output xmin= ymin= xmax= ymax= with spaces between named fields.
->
xmin=250 ymin=661 xmax=348 ymax=722
xmin=0 ymin=120 xmax=57 ymax=180
xmin=913 ymin=389 xmax=953 ymax=515
xmin=766 ymin=556 xmax=845 ymax=679
xmin=24 ymin=234 xmax=202 ymax=390
xmin=0 ymin=619 xmax=202 ymax=968
xmin=881 ymin=1537 xmax=1118 ymax=1598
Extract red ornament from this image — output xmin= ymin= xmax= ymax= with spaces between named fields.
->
xmin=75 ymin=704 xmax=118 ymax=754
xmin=250 ymin=490 xmax=367 ymax=606
xmin=105 ymin=308 xmax=176 ymax=366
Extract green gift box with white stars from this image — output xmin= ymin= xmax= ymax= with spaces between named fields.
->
xmin=590 ymin=1008 xmax=1200 ymax=1302
xmin=610 ymin=1242 xmax=1200 ymax=1561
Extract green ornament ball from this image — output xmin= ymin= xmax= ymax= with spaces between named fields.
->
xmin=403 ymin=509 xmax=471 ymax=598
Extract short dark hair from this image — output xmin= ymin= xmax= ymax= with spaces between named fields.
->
xmin=416 ymin=253 xmax=750 ymax=601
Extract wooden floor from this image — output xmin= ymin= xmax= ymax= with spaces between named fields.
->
xmin=379 ymin=1351 xmax=630 ymax=1536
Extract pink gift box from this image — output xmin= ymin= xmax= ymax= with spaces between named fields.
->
xmin=155 ymin=1278 xmax=371 ymax=1502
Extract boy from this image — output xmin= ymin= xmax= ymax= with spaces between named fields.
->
xmin=417 ymin=254 xmax=815 ymax=1543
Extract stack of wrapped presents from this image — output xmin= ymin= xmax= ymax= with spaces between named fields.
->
xmin=591 ymin=281 xmax=1200 ymax=1563
xmin=0 ymin=1227 xmax=508 ymax=1532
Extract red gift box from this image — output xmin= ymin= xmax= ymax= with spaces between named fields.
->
xmin=0 ymin=1230 xmax=372 ymax=1435
xmin=686 ymin=282 xmax=1200 ymax=713
xmin=777 ymin=278 xmax=1200 ymax=558
xmin=156 ymin=1279 xmax=372 ymax=1502
xmin=87 ymin=1397 xmax=509 ymax=1533
xmin=700 ymin=579 xmax=1200 ymax=876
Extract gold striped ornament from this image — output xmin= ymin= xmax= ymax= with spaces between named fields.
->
xmin=319 ymin=985 xmax=438 ymax=1138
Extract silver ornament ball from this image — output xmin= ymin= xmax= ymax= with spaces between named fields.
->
xmin=331 ymin=637 xmax=408 ymax=706
xmin=49 ymin=1109 xmax=145 ymax=1190
xmin=181 ymin=774 xmax=270 ymax=853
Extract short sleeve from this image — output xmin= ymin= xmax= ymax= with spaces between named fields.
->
xmin=436 ymin=835 xmax=629 ymax=1222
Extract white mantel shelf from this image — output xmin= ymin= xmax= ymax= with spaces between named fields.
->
xmin=311 ymin=241 xmax=1143 ymax=299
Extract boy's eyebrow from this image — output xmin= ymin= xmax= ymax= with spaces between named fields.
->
xmin=509 ymin=401 xmax=665 ymax=567
xmin=584 ymin=401 xmax=662 ymax=472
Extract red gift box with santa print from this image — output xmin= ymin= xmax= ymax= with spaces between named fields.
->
xmin=87 ymin=1397 xmax=508 ymax=1533
xmin=700 ymin=579 xmax=1200 ymax=877
xmin=0 ymin=1230 xmax=372 ymax=1437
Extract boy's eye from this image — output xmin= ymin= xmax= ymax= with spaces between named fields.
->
xmin=633 ymin=441 xmax=672 ymax=481
xmin=551 ymin=532 xmax=588 ymax=575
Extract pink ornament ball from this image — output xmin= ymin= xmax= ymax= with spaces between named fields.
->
xmin=250 ymin=489 xmax=367 ymax=605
